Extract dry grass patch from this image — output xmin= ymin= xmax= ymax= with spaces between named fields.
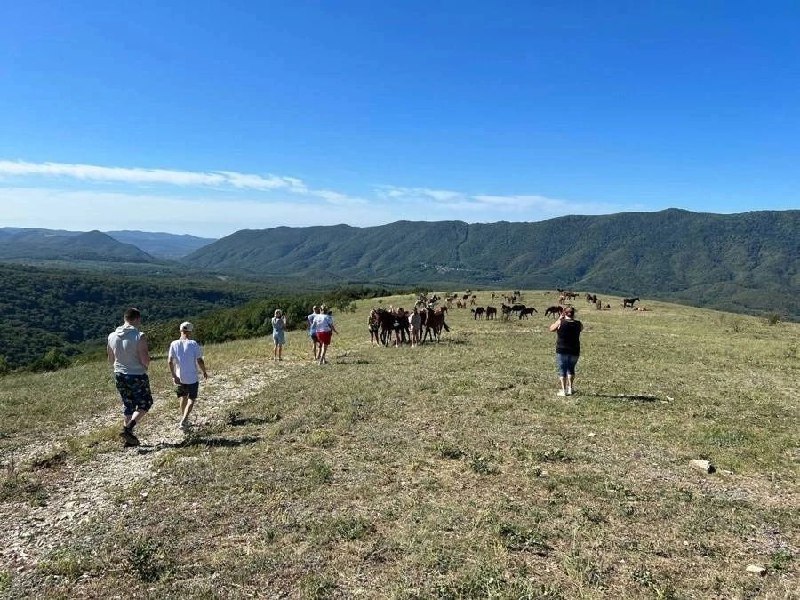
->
xmin=0 ymin=290 xmax=797 ymax=597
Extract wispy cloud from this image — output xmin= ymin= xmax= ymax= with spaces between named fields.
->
xmin=376 ymin=185 xmax=572 ymax=211
xmin=0 ymin=159 xmax=635 ymax=236
xmin=376 ymin=186 xmax=464 ymax=203
xmin=0 ymin=160 xmax=364 ymax=204
xmin=0 ymin=188 xmax=380 ymax=237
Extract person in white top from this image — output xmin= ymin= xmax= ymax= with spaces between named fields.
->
xmin=168 ymin=321 xmax=208 ymax=430
xmin=311 ymin=305 xmax=338 ymax=365
xmin=271 ymin=309 xmax=287 ymax=361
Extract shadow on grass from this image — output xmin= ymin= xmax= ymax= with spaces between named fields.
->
xmin=591 ymin=393 xmax=660 ymax=402
xmin=136 ymin=435 xmax=262 ymax=453
xmin=226 ymin=411 xmax=281 ymax=427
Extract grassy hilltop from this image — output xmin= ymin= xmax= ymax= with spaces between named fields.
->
xmin=0 ymin=291 xmax=797 ymax=598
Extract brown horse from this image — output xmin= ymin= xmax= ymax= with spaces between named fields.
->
xmin=421 ymin=306 xmax=450 ymax=343
xmin=545 ymin=305 xmax=563 ymax=317
xmin=368 ymin=309 xmax=381 ymax=345
xmin=623 ymin=297 xmax=640 ymax=308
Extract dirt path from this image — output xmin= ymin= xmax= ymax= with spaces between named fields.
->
xmin=0 ymin=359 xmax=298 ymax=577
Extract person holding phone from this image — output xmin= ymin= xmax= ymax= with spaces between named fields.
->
xmin=549 ymin=306 xmax=583 ymax=396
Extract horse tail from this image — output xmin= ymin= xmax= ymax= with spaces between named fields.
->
xmin=442 ymin=322 xmax=450 ymax=332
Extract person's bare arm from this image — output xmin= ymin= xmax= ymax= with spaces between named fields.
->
xmin=169 ymin=355 xmax=180 ymax=383
xmin=197 ymin=357 xmax=208 ymax=380
xmin=138 ymin=335 xmax=151 ymax=370
xmin=548 ymin=315 xmax=564 ymax=332
xmin=107 ymin=344 xmax=115 ymax=364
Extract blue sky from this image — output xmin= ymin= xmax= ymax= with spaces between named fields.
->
xmin=1 ymin=1 xmax=798 ymax=237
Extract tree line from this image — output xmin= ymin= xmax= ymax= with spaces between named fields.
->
xmin=0 ymin=263 xmax=399 ymax=375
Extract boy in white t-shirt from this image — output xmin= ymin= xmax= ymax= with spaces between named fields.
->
xmin=168 ymin=322 xmax=208 ymax=430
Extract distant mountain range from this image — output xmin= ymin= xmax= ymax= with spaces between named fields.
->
xmin=182 ymin=209 xmax=800 ymax=318
xmin=0 ymin=228 xmax=215 ymax=261
xmin=2 ymin=210 xmax=798 ymax=318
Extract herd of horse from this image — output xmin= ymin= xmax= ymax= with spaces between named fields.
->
xmin=367 ymin=290 xmax=642 ymax=346
xmin=368 ymin=305 xmax=450 ymax=346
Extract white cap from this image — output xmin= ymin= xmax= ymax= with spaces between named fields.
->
xmin=179 ymin=321 xmax=194 ymax=332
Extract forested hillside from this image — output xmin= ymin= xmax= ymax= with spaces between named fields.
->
xmin=106 ymin=230 xmax=216 ymax=259
xmin=0 ymin=265 xmax=263 ymax=370
xmin=0 ymin=229 xmax=155 ymax=263
xmin=183 ymin=209 xmax=800 ymax=318
xmin=0 ymin=264 xmax=392 ymax=372
xmin=0 ymin=228 xmax=215 ymax=260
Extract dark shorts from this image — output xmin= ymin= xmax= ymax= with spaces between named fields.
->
xmin=556 ymin=353 xmax=579 ymax=377
xmin=115 ymin=373 xmax=154 ymax=416
xmin=175 ymin=382 xmax=200 ymax=400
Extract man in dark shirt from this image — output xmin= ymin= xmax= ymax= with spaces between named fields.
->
xmin=549 ymin=306 xmax=583 ymax=396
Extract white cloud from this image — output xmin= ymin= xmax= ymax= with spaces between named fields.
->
xmin=0 ymin=187 xmax=383 ymax=237
xmin=0 ymin=159 xmax=635 ymax=235
xmin=376 ymin=185 xmax=465 ymax=203
xmin=0 ymin=160 xmax=359 ymax=205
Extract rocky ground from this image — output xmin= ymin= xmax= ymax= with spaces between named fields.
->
xmin=0 ymin=358 xmax=297 ymax=582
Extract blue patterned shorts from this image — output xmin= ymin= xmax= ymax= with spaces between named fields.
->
xmin=114 ymin=373 xmax=154 ymax=416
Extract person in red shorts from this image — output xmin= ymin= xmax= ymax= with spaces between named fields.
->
xmin=311 ymin=305 xmax=338 ymax=364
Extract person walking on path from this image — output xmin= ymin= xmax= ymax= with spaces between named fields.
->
xmin=168 ymin=321 xmax=208 ymax=431
xmin=312 ymin=306 xmax=338 ymax=364
xmin=549 ymin=306 xmax=583 ymax=396
xmin=271 ymin=309 xmax=287 ymax=361
xmin=307 ymin=305 xmax=321 ymax=361
xmin=107 ymin=307 xmax=153 ymax=446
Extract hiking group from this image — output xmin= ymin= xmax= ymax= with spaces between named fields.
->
xmin=107 ymin=308 xmax=207 ymax=447
xmin=107 ymin=300 xmax=578 ymax=447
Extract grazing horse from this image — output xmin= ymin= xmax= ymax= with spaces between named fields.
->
xmin=623 ymin=297 xmax=640 ymax=308
xmin=560 ymin=291 xmax=579 ymax=305
xmin=510 ymin=303 xmax=526 ymax=316
xmin=485 ymin=306 xmax=497 ymax=320
xmin=471 ymin=307 xmax=485 ymax=320
xmin=519 ymin=306 xmax=537 ymax=319
xmin=586 ymin=293 xmax=597 ymax=304
xmin=500 ymin=303 xmax=513 ymax=319
xmin=545 ymin=305 xmax=563 ymax=318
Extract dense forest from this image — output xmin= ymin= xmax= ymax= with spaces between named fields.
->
xmin=0 ymin=264 xmax=396 ymax=373
xmin=183 ymin=209 xmax=800 ymax=319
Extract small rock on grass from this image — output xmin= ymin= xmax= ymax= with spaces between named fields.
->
xmin=746 ymin=564 xmax=767 ymax=576
xmin=690 ymin=459 xmax=716 ymax=473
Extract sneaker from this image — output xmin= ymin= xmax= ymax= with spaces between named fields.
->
xmin=557 ymin=390 xmax=567 ymax=397
xmin=566 ymin=387 xmax=573 ymax=396
xmin=120 ymin=428 xmax=140 ymax=446
xmin=179 ymin=420 xmax=191 ymax=431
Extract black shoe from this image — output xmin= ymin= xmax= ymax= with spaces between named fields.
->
xmin=120 ymin=428 xmax=140 ymax=446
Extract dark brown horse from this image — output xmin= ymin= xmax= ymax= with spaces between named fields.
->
xmin=421 ymin=306 xmax=450 ymax=343
xmin=544 ymin=305 xmax=563 ymax=317
xmin=623 ymin=297 xmax=640 ymax=308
